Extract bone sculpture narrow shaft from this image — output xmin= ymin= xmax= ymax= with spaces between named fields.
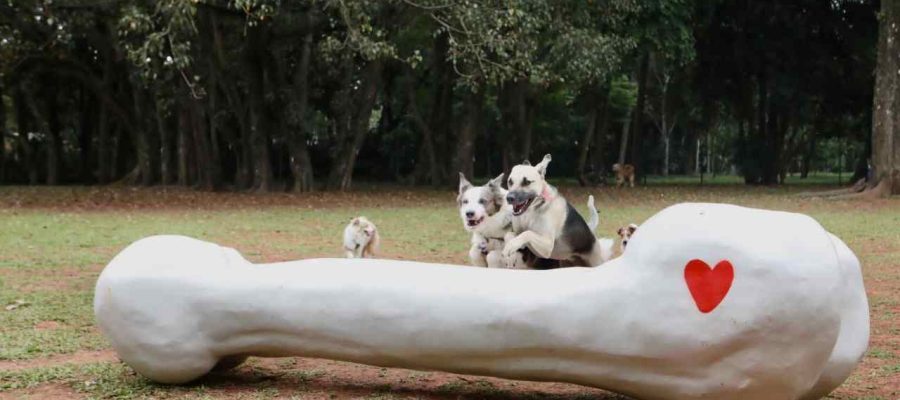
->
xmin=94 ymin=203 xmax=868 ymax=400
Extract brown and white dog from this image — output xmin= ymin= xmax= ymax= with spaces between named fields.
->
xmin=612 ymin=163 xmax=635 ymax=188
xmin=616 ymin=223 xmax=638 ymax=254
xmin=342 ymin=217 xmax=379 ymax=258
xmin=502 ymin=154 xmax=614 ymax=268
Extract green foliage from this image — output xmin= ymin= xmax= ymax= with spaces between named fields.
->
xmin=608 ymin=76 xmax=637 ymax=116
xmin=0 ymin=0 xmax=879 ymax=187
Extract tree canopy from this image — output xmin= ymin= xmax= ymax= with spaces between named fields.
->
xmin=0 ymin=0 xmax=883 ymax=191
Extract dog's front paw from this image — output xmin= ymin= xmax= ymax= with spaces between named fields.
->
xmin=505 ymin=251 xmax=527 ymax=269
xmin=502 ymin=240 xmax=522 ymax=259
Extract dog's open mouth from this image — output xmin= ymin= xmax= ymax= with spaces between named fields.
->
xmin=511 ymin=198 xmax=534 ymax=216
xmin=466 ymin=216 xmax=485 ymax=227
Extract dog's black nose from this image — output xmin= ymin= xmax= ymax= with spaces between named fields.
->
xmin=465 ymin=211 xmax=474 ymax=218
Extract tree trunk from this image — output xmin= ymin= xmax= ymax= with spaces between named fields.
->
xmin=130 ymin=85 xmax=156 ymax=186
xmin=519 ymin=84 xmax=535 ymax=161
xmin=157 ymin=97 xmax=173 ymax=186
xmin=590 ymin=96 xmax=611 ymax=183
xmin=869 ymin=0 xmax=900 ymax=196
xmin=455 ymin=88 xmax=484 ymax=180
xmin=0 ymin=84 xmax=6 ymax=183
xmin=663 ymin=135 xmax=671 ymax=177
xmin=96 ymin=101 xmax=111 ymax=184
xmin=411 ymin=33 xmax=450 ymax=185
xmin=95 ymin=37 xmax=115 ymax=185
xmin=685 ymin=128 xmax=697 ymax=176
xmin=695 ymin=138 xmax=701 ymax=176
xmin=177 ymin=106 xmax=192 ymax=186
xmin=617 ymin=109 xmax=632 ymax=167
xmin=800 ymin=129 xmax=815 ymax=179
xmin=498 ymin=84 xmax=513 ymax=171
xmin=45 ymin=90 xmax=61 ymax=185
xmin=328 ymin=60 xmax=383 ymax=191
xmin=78 ymin=86 xmax=95 ymax=183
xmin=189 ymin=97 xmax=215 ymax=190
xmin=629 ymin=53 xmax=650 ymax=178
xmin=21 ymin=86 xmax=57 ymax=185
xmin=288 ymin=30 xmax=315 ymax=192
xmin=246 ymin=25 xmax=273 ymax=191
xmin=13 ymin=89 xmax=38 ymax=184
xmin=575 ymin=87 xmax=609 ymax=186
xmin=111 ymin=125 xmax=124 ymax=181
xmin=499 ymin=80 xmax=532 ymax=164
xmin=577 ymin=89 xmax=599 ymax=186
xmin=210 ymin=12 xmax=252 ymax=189
xmin=406 ymin=73 xmax=440 ymax=185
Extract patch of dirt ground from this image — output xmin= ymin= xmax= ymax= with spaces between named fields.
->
xmin=0 ymin=350 xmax=118 ymax=372
xmin=0 ymin=383 xmax=81 ymax=400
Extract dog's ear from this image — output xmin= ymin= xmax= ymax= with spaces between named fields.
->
xmin=535 ymin=154 xmax=552 ymax=177
xmin=617 ymin=227 xmax=624 ymax=237
xmin=486 ymin=173 xmax=506 ymax=203
xmin=351 ymin=217 xmax=360 ymax=226
xmin=521 ymin=159 xmax=531 ymax=166
xmin=628 ymin=224 xmax=638 ymax=234
xmin=458 ymin=172 xmax=472 ymax=194
xmin=486 ymin=173 xmax=504 ymax=188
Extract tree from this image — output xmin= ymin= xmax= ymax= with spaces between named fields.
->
xmin=869 ymin=0 xmax=900 ymax=196
xmin=0 ymin=0 xmax=880 ymax=190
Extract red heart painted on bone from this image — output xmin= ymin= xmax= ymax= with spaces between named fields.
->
xmin=684 ymin=259 xmax=734 ymax=313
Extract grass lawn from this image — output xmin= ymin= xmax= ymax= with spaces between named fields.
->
xmin=0 ymin=183 xmax=898 ymax=399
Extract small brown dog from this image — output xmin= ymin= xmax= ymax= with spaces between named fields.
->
xmin=616 ymin=223 xmax=638 ymax=254
xmin=612 ymin=163 xmax=635 ymax=188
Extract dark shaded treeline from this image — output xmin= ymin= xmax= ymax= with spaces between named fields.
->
xmin=0 ymin=1 xmax=889 ymax=192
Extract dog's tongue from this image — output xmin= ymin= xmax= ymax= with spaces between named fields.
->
xmin=514 ymin=201 xmax=527 ymax=214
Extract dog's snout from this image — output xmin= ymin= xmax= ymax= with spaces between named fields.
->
xmin=506 ymin=194 xmax=515 ymax=204
xmin=465 ymin=211 xmax=475 ymax=218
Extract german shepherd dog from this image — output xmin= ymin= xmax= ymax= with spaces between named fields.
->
xmin=502 ymin=155 xmax=614 ymax=268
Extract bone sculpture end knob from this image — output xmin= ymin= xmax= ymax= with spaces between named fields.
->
xmin=94 ymin=203 xmax=868 ymax=399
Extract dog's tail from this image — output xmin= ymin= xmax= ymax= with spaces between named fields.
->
xmin=587 ymin=195 xmax=599 ymax=232
xmin=596 ymin=237 xmax=615 ymax=263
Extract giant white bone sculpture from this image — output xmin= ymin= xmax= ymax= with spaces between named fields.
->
xmin=94 ymin=203 xmax=868 ymax=400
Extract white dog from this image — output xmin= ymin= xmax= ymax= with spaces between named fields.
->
xmin=342 ymin=217 xmax=379 ymax=258
xmin=458 ymin=173 xmax=518 ymax=268
xmin=503 ymin=154 xmax=614 ymax=268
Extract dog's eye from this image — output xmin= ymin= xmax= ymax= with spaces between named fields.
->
xmin=508 ymin=179 xmax=513 ymax=186
xmin=462 ymin=199 xmax=468 ymax=204
xmin=478 ymin=199 xmax=485 ymax=204
xmin=522 ymin=178 xmax=531 ymax=186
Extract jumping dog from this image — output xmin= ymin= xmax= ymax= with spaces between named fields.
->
xmin=458 ymin=173 xmax=514 ymax=268
xmin=502 ymin=154 xmax=614 ymax=268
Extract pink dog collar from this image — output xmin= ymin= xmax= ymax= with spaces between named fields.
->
xmin=541 ymin=186 xmax=554 ymax=202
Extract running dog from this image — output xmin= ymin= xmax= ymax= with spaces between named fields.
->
xmin=503 ymin=154 xmax=614 ymax=268
xmin=613 ymin=163 xmax=635 ymax=187
xmin=458 ymin=173 xmax=518 ymax=268
xmin=342 ymin=217 xmax=380 ymax=258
